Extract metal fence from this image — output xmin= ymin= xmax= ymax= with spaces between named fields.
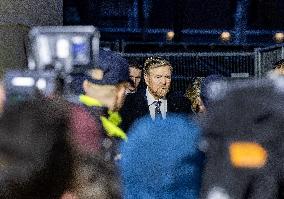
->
xmin=254 ymin=44 xmax=284 ymax=77
xmin=122 ymin=52 xmax=255 ymax=93
xmin=100 ymin=41 xmax=284 ymax=93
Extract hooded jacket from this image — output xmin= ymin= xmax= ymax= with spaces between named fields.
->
xmin=119 ymin=115 xmax=204 ymax=199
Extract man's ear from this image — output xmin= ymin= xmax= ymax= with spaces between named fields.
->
xmin=82 ymin=80 xmax=89 ymax=93
xmin=144 ymin=73 xmax=149 ymax=86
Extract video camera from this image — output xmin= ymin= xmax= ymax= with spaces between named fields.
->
xmin=4 ymin=26 xmax=100 ymax=105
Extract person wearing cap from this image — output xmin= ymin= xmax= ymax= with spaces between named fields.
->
xmin=69 ymin=49 xmax=129 ymax=158
xmin=120 ymin=57 xmax=192 ymax=132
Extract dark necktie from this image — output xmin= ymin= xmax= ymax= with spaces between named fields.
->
xmin=154 ymin=100 xmax=162 ymax=119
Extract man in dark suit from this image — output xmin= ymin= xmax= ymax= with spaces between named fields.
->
xmin=120 ymin=57 xmax=192 ymax=132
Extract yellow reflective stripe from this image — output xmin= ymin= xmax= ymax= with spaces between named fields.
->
xmin=107 ymin=110 xmax=122 ymax=126
xmin=100 ymin=116 xmax=127 ymax=141
xmin=79 ymin=94 xmax=127 ymax=141
xmin=79 ymin=94 xmax=103 ymax=107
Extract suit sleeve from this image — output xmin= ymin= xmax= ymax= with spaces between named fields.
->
xmin=119 ymin=95 xmax=135 ymax=133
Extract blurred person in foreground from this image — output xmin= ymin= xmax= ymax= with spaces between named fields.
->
xmin=125 ymin=62 xmax=143 ymax=94
xmin=61 ymin=49 xmax=129 ymax=199
xmin=0 ymin=98 xmax=72 ymax=199
xmin=119 ymin=115 xmax=204 ymax=199
xmin=120 ymin=57 xmax=192 ymax=132
xmin=199 ymin=77 xmax=284 ymax=199
xmin=69 ymin=49 xmax=129 ymax=159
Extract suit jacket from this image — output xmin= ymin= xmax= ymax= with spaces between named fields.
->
xmin=120 ymin=89 xmax=193 ymax=132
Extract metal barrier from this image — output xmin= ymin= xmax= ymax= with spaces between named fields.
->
xmin=122 ymin=52 xmax=255 ymax=93
xmin=254 ymin=44 xmax=284 ymax=77
xmin=99 ymin=42 xmax=284 ymax=92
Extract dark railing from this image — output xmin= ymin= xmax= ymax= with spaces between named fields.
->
xmin=122 ymin=52 xmax=255 ymax=93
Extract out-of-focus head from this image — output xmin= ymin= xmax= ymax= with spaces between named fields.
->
xmin=120 ymin=115 xmax=204 ymax=199
xmin=200 ymin=75 xmax=224 ymax=108
xmin=144 ymin=57 xmax=172 ymax=99
xmin=0 ymin=98 xmax=72 ymax=199
xmin=82 ymin=49 xmax=129 ymax=111
xmin=202 ymin=78 xmax=284 ymax=141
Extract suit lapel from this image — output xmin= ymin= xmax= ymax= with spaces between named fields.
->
xmin=167 ymin=93 xmax=175 ymax=112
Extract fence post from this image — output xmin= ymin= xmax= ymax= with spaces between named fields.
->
xmin=254 ymin=48 xmax=261 ymax=78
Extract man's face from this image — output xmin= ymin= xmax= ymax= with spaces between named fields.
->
xmin=144 ymin=66 xmax=172 ymax=99
xmin=129 ymin=67 xmax=142 ymax=91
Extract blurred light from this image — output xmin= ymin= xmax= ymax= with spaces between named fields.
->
xmin=72 ymin=36 xmax=85 ymax=44
xmin=11 ymin=77 xmax=35 ymax=87
xmin=36 ymin=78 xmax=47 ymax=90
xmin=274 ymin=32 xmax=284 ymax=43
xmin=72 ymin=37 xmax=88 ymax=64
xmin=166 ymin=31 xmax=175 ymax=41
xmin=37 ymin=36 xmax=51 ymax=65
xmin=29 ymin=26 xmax=100 ymax=72
xmin=220 ymin=31 xmax=231 ymax=42
xmin=56 ymin=38 xmax=70 ymax=58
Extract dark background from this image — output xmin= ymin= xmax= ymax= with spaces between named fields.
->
xmin=64 ymin=0 xmax=284 ymax=46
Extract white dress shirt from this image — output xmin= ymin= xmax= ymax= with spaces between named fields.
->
xmin=146 ymin=87 xmax=167 ymax=120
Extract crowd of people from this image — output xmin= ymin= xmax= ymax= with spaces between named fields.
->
xmin=0 ymin=48 xmax=284 ymax=198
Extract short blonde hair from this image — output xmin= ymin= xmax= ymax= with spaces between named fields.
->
xmin=144 ymin=57 xmax=173 ymax=74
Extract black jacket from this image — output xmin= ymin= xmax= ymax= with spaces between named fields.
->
xmin=120 ymin=89 xmax=193 ymax=132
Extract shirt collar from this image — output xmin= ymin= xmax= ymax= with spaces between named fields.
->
xmin=146 ymin=87 xmax=167 ymax=106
